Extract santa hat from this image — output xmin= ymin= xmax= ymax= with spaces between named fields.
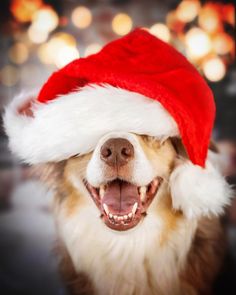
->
xmin=3 ymin=29 xmax=231 ymax=218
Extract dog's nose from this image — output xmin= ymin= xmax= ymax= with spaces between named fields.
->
xmin=100 ymin=138 xmax=134 ymax=167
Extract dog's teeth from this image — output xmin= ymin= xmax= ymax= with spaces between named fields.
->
xmin=103 ymin=204 xmax=109 ymax=215
xmin=109 ymin=213 xmax=113 ymax=219
xmin=128 ymin=212 xmax=133 ymax=218
xmin=114 ymin=215 xmax=118 ymax=220
xmin=140 ymin=186 xmax=147 ymax=194
xmin=132 ymin=202 xmax=138 ymax=215
xmin=140 ymin=186 xmax=147 ymax=202
xmin=152 ymin=179 xmax=159 ymax=187
xmin=124 ymin=215 xmax=128 ymax=220
xmin=118 ymin=216 xmax=123 ymax=221
xmin=100 ymin=185 xmax=105 ymax=199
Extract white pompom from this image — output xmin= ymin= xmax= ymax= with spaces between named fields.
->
xmin=170 ymin=159 xmax=232 ymax=219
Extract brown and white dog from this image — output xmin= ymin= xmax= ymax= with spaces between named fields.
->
xmin=3 ymin=29 xmax=233 ymax=294
xmin=3 ymin=83 xmax=232 ymax=295
xmin=37 ymin=131 xmax=226 ymax=295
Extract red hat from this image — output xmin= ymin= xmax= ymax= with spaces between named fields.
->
xmin=5 ymin=28 xmax=215 ymax=165
xmin=39 ymin=28 xmax=215 ymax=167
xmin=4 ymin=29 xmax=231 ymax=219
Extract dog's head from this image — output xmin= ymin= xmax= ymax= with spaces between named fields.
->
xmin=4 ymin=85 xmax=230 ymax=234
xmin=54 ymin=132 xmax=181 ymax=232
xmin=4 ymin=30 xmax=229 ymax=236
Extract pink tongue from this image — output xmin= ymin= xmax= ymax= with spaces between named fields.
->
xmin=102 ymin=180 xmax=139 ymax=214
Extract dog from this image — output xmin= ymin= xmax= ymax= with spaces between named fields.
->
xmin=36 ymin=131 xmax=226 ymax=295
xmin=3 ymin=29 xmax=232 ymax=295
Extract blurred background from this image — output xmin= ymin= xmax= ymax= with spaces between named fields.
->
xmin=0 ymin=0 xmax=235 ymax=294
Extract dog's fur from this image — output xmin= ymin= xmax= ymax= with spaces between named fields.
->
xmin=38 ymin=134 xmax=226 ymax=295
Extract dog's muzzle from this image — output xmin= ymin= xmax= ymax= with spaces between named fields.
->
xmin=85 ymin=137 xmax=162 ymax=231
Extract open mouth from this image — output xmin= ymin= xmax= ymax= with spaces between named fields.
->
xmin=84 ymin=177 xmax=162 ymax=231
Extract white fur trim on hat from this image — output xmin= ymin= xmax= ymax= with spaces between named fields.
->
xmin=3 ymin=84 xmax=179 ymax=164
xmin=170 ymin=154 xmax=233 ymax=219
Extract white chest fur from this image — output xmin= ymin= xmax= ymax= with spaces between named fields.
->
xmin=57 ymin=201 xmax=197 ymax=295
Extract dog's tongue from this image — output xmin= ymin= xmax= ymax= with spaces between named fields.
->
xmin=102 ymin=180 xmax=139 ymax=214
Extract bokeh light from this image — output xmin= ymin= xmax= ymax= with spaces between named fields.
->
xmin=212 ymin=33 xmax=234 ymax=56
xmin=28 ymin=25 xmax=49 ymax=44
xmin=0 ymin=65 xmax=20 ymax=87
xmin=32 ymin=6 xmax=59 ymax=33
xmin=176 ymin=0 xmax=201 ymax=23
xmin=198 ymin=5 xmax=221 ymax=33
xmin=54 ymin=46 xmax=79 ymax=68
xmin=166 ymin=11 xmax=185 ymax=34
xmin=8 ymin=43 xmax=29 ymax=64
xmin=203 ymin=57 xmax=226 ymax=82
xmin=37 ymin=33 xmax=79 ymax=68
xmin=84 ymin=43 xmax=102 ymax=57
xmin=149 ymin=23 xmax=171 ymax=43
xmin=37 ymin=43 xmax=52 ymax=64
xmin=52 ymin=32 xmax=77 ymax=47
xmin=4 ymin=0 xmax=236 ymax=85
xmin=185 ymin=27 xmax=212 ymax=59
xmin=71 ymin=6 xmax=92 ymax=29
xmin=10 ymin=0 xmax=42 ymax=23
xmin=112 ymin=13 xmax=132 ymax=36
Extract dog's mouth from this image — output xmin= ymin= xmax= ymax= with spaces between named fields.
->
xmin=84 ymin=177 xmax=162 ymax=231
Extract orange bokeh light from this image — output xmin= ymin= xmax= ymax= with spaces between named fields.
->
xmin=176 ymin=0 xmax=201 ymax=23
xmin=166 ymin=11 xmax=185 ymax=34
xmin=198 ymin=4 xmax=222 ymax=33
xmin=212 ymin=33 xmax=234 ymax=56
xmin=71 ymin=6 xmax=92 ymax=29
xmin=112 ymin=13 xmax=133 ymax=36
xmin=10 ymin=0 xmax=43 ymax=23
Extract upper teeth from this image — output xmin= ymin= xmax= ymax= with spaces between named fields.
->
xmin=99 ymin=185 xmax=105 ymax=199
xmin=103 ymin=203 xmax=109 ymax=215
xmin=139 ymin=186 xmax=147 ymax=202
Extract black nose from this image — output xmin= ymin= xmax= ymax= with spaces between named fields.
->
xmin=100 ymin=138 xmax=134 ymax=167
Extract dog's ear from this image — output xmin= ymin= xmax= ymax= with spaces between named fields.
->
xmin=169 ymin=138 xmax=232 ymax=219
xmin=171 ymin=138 xmax=219 ymax=162
xmin=170 ymin=137 xmax=188 ymax=159
xmin=29 ymin=161 xmax=66 ymax=190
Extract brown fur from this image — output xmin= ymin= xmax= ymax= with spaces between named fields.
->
xmin=37 ymin=135 xmax=225 ymax=295
xmin=57 ymin=244 xmax=94 ymax=295
xmin=157 ymin=195 xmax=183 ymax=247
xmin=180 ymin=217 xmax=225 ymax=295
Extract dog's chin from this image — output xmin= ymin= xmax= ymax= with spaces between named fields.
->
xmin=84 ymin=177 xmax=162 ymax=231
